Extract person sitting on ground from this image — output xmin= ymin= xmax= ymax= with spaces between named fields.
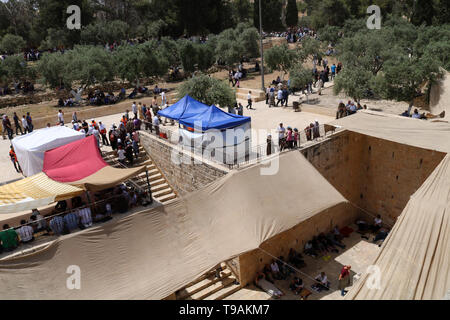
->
xmin=64 ymin=210 xmax=80 ymax=232
xmin=0 ymin=224 xmax=19 ymax=253
xmin=16 ymin=220 xmax=34 ymax=244
xmin=29 ymin=214 xmax=49 ymax=233
xmin=318 ymin=232 xmax=339 ymax=253
xmin=78 ymin=205 xmax=93 ymax=229
xmin=325 ymin=231 xmax=346 ymax=249
xmin=333 ymin=225 xmax=344 ymax=241
xmin=312 ymin=272 xmax=330 ymax=292
xmin=411 ymin=108 xmax=421 ymax=119
xmin=371 ymin=214 xmax=383 ymax=233
xmin=373 ymin=228 xmax=389 ymax=245
xmin=336 ymin=102 xmax=346 ymax=119
xmin=277 ymin=256 xmax=294 ymax=278
xmin=304 ymin=241 xmax=317 ymax=257
xmin=49 ymin=215 xmax=65 ymax=235
xmin=311 ymin=236 xmax=327 ymax=255
xmin=288 ymin=248 xmax=306 ymax=268
xmin=270 ymin=259 xmax=284 ymax=280
xmin=289 ymin=277 xmax=304 ymax=295
xmin=263 ymin=264 xmax=275 ymax=283
xmin=254 ymin=271 xmax=284 ymax=299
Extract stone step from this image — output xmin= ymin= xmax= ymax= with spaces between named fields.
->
xmin=148 ymin=173 xmax=162 ymax=182
xmin=152 ymin=187 xmax=174 ymax=198
xmin=236 ymin=92 xmax=265 ymax=102
xmin=150 ymin=183 xmax=170 ymax=193
xmin=150 ymin=178 xmax=166 ymax=187
xmin=157 ymin=193 xmax=177 ymax=203
xmin=189 ymin=276 xmax=236 ymax=300
xmin=182 ymin=264 xmax=227 ymax=289
xmin=178 ymin=269 xmax=231 ymax=300
xmin=204 ymin=282 xmax=242 ymax=300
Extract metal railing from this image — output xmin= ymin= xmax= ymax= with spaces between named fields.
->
xmin=140 ymin=122 xmax=338 ymax=170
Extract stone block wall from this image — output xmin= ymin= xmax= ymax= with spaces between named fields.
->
xmin=238 ymin=202 xmax=360 ymax=286
xmin=140 ymin=131 xmax=229 ymax=195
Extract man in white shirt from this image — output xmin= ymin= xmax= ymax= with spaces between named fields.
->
xmin=277 ymin=123 xmax=286 ymax=150
xmin=132 ymin=102 xmax=138 ymax=119
xmin=118 ymin=146 xmax=126 ymax=164
xmin=276 ymin=89 xmax=283 ymax=106
xmin=314 ymin=272 xmax=330 ymax=291
xmin=21 ymin=116 xmax=28 ymax=134
xmin=372 ymin=214 xmax=383 ymax=233
xmin=153 ymin=114 xmax=160 ymax=135
xmin=17 ymin=219 xmax=34 ymax=243
xmin=78 ymin=207 xmax=93 ymax=229
xmin=270 ymin=259 xmax=283 ymax=280
xmin=57 ymin=110 xmax=64 ymax=125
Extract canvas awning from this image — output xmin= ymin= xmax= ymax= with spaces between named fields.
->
xmin=12 ymin=126 xmax=85 ymax=177
xmin=0 ymin=173 xmax=84 ymax=214
xmin=331 ymin=111 xmax=450 ymax=153
xmin=347 ymin=154 xmax=450 ymax=300
xmin=0 ymin=152 xmax=347 ymax=299
xmin=43 ymin=135 xmax=146 ymax=191
xmin=179 ymin=104 xmax=251 ymax=131
xmin=157 ymin=95 xmax=210 ymax=121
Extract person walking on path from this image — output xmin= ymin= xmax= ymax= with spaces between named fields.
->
xmin=237 ymin=103 xmax=244 ymax=116
xmin=338 ymin=265 xmax=351 ymax=296
xmin=9 ymin=146 xmax=21 ymax=173
xmin=21 ymin=115 xmax=28 ymax=134
xmin=2 ymin=115 xmax=13 ymax=140
xmin=13 ymin=112 xmax=23 ymax=135
xmin=26 ymin=112 xmax=33 ymax=132
xmin=246 ymin=91 xmax=254 ymax=110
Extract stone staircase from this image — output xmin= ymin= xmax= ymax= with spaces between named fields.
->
xmin=176 ymin=263 xmax=242 ymax=300
xmin=235 ymin=87 xmax=266 ymax=102
xmin=102 ymin=145 xmax=178 ymax=205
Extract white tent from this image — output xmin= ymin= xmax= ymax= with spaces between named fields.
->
xmin=12 ymin=126 xmax=85 ymax=177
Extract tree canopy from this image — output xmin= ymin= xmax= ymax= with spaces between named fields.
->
xmin=178 ymin=74 xmax=236 ymax=108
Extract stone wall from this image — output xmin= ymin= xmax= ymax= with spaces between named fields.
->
xmin=238 ymin=202 xmax=360 ymax=286
xmin=140 ymin=131 xmax=229 ymax=195
xmin=301 ymin=130 xmax=446 ymax=225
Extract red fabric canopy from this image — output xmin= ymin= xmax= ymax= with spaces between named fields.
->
xmin=43 ymin=135 xmax=108 ymax=183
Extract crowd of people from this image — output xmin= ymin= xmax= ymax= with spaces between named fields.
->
xmin=263 ymin=27 xmax=317 ymax=43
xmin=0 ymin=183 xmax=151 ymax=255
xmin=336 ymin=100 xmax=367 ymax=119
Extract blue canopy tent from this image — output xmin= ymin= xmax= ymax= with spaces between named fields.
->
xmin=157 ymin=95 xmax=210 ymax=121
xmin=179 ymin=105 xmax=251 ymax=131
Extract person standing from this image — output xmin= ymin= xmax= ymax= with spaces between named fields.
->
xmin=276 ymin=89 xmax=283 ymax=107
xmin=265 ymin=86 xmax=270 ymax=104
xmin=72 ymin=111 xmax=78 ymax=123
xmin=132 ymin=102 xmax=138 ymax=119
xmin=9 ymin=146 xmax=21 ymax=173
xmin=331 ymin=63 xmax=336 ymax=81
xmin=246 ymin=91 xmax=253 ymax=110
xmin=2 ymin=115 xmax=13 ymax=140
xmin=153 ymin=114 xmax=160 ymax=136
xmin=20 ymin=115 xmax=28 ymax=134
xmin=237 ymin=103 xmax=244 ymax=116
xmin=57 ymin=110 xmax=64 ymax=126
xmin=26 ymin=112 xmax=33 ymax=132
xmin=338 ymin=265 xmax=351 ymax=296
xmin=13 ymin=112 xmax=23 ymax=135
xmin=282 ymin=87 xmax=289 ymax=107
xmin=98 ymin=121 xmax=109 ymax=146
xmin=277 ymin=123 xmax=286 ymax=151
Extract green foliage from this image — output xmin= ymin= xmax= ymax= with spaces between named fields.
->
xmin=297 ymin=37 xmax=323 ymax=63
xmin=214 ymin=23 xmax=260 ymax=66
xmin=253 ymin=0 xmax=284 ymax=32
xmin=1 ymin=55 xmax=28 ymax=82
xmin=310 ymin=0 xmax=350 ymax=29
xmin=81 ymin=20 xmax=129 ymax=45
xmin=159 ymin=37 xmax=181 ymax=68
xmin=265 ymin=43 xmax=297 ymax=76
xmin=0 ymin=34 xmax=26 ymax=54
xmin=334 ymin=18 xmax=445 ymax=103
xmin=177 ymin=74 xmax=236 ymax=108
xmin=36 ymin=52 xmax=72 ymax=88
xmin=178 ymin=40 xmax=215 ymax=74
xmin=285 ymin=0 xmax=299 ymax=27
xmin=232 ymin=0 xmax=252 ymax=23
xmin=39 ymin=28 xmax=70 ymax=50
xmin=289 ymin=64 xmax=314 ymax=89
xmin=114 ymin=41 xmax=169 ymax=86
xmin=318 ymin=25 xmax=341 ymax=45
xmin=65 ymin=46 xmax=115 ymax=88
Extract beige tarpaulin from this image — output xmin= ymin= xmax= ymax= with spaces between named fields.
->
xmin=332 ymin=111 xmax=450 ymax=153
xmin=0 ymin=173 xmax=84 ymax=214
xmin=347 ymin=154 xmax=450 ymax=300
xmin=0 ymin=152 xmax=346 ymax=299
xmin=68 ymin=165 xmax=147 ymax=191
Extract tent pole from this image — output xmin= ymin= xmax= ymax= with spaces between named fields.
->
xmin=85 ymin=191 xmax=93 ymax=212
xmin=146 ymin=168 xmax=153 ymax=204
